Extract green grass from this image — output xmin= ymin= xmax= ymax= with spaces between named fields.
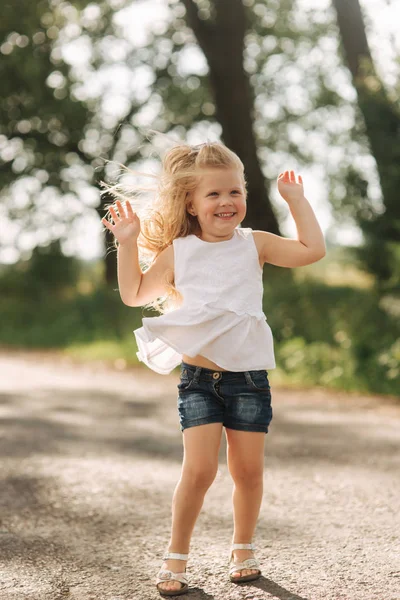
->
xmin=64 ymin=338 xmax=140 ymax=365
xmin=0 ymin=250 xmax=399 ymax=397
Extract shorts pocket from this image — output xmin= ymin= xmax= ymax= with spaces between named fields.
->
xmin=177 ymin=369 xmax=196 ymax=392
xmin=247 ymin=370 xmax=271 ymax=393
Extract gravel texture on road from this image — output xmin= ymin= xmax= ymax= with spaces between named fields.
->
xmin=0 ymin=350 xmax=399 ymax=600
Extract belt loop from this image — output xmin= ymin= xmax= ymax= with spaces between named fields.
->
xmin=193 ymin=366 xmax=202 ymax=384
xmin=244 ymin=371 xmax=252 ymax=385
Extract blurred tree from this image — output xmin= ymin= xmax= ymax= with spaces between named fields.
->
xmin=0 ymin=0 xmax=95 ymax=251
xmin=181 ymin=0 xmax=279 ymax=232
xmin=3 ymin=0 xmax=398 ymax=292
xmin=0 ymin=239 xmax=80 ymax=299
xmin=1 ymin=0 xmax=336 ymax=287
xmin=332 ymin=0 xmax=400 ymax=289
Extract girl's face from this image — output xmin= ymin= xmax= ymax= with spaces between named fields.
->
xmin=186 ymin=168 xmax=247 ymax=242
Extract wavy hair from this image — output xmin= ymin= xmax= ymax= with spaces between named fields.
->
xmin=102 ymin=141 xmax=247 ymax=313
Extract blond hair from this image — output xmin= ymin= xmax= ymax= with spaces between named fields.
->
xmin=102 ymin=141 xmax=247 ymax=313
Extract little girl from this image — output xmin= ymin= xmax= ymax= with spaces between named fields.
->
xmin=102 ymin=142 xmax=326 ymax=596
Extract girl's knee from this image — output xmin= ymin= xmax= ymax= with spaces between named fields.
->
xmin=231 ymin=467 xmax=263 ymax=487
xmin=182 ymin=464 xmax=218 ymax=489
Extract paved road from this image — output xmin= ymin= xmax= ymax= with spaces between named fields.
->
xmin=0 ymin=350 xmax=399 ymax=600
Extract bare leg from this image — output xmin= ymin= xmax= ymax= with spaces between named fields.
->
xmin=158 ymin=423 xmax=223 ymax=593
xmin=225 ymin=429 xmax=265 ymax=578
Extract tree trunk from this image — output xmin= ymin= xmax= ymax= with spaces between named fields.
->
xmin=96 ymin=188 xmax=118 ymax=286
xmin=332 ymin=0 xmax=400 ymax=285
xmin=182 ymin=0 xmax=280 ymax=234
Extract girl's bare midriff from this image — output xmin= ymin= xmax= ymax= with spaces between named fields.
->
xmin=182 ymin=354 xmax=228 ymax=371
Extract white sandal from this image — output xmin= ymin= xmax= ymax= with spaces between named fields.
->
xmin=156 ymin=551 xmax=189 ymax=597
xmin=229 ymin=542 xmax=261 ymax=583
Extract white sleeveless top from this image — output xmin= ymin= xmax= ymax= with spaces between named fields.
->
xmin=133 ymin=227 xmax=276 ymax=374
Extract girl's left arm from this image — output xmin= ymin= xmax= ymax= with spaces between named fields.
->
xmin=256 ymin=170 xmax=326 ymax=268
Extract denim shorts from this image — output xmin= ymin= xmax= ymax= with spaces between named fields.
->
xmin=177 ymin=361 xmax=273 ymax=434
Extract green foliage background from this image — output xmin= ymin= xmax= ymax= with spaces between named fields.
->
xmin=0 ymin=0 xmax=399 ymax=397
xmin=0 ymin=247 xmax=398 ymax=396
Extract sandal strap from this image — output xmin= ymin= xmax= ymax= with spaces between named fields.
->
xmin=231 ymin=543 xmax=255 ymax=551
xmin=229 ymin=558 xmax=260 ymax=575
xmin=156 ymin=569 xmax=188 ymax=586
xmin=163 ymin=552 xmax=189 ymax=560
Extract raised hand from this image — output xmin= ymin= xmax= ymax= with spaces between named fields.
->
xmin=277 ymin=170 xmax=304 ymax=203
xmin=101 ymin=200 xmax=141 ymax=246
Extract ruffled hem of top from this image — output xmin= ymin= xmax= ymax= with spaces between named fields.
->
xmin=135 ymin=325 xmax=276 ymax=374
xmin=134 ymin=304 xmax=275 ymax=375
xmin=135 ymin=327 xmax=186 ymax=375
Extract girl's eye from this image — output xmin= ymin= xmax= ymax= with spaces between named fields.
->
xmin=208 ymin=191 xmax=240 ymax=196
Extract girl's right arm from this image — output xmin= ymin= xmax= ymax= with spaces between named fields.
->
xmin=118 ymin=241 xmax=174 ymax=307
xmin=102 ymin=200 xmax=174 ymax=307
xmin=116 ymin=240 xmax=142 ymax=306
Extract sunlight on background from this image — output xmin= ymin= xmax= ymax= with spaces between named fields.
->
xmin=1 ymin=0 xmax=399 ymax=262
xmin=73 ymin=0 xmax=400 ymax=259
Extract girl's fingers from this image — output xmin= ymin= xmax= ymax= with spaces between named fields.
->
xmin=279 ymin=171 xmax=290 ymax=181
xmin=101 ymin=217 xmax=113 ymax=231
xmin=126 ymin=201 xmax=135 ymax=217
xmin=279 ymin=170 xmax=303 ymax=185
xmin=109 ymin=206 xmax=119 ymax=222
xmin=116 ymin=200 xmax=126 ymax=219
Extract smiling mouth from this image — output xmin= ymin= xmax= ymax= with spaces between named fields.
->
xmin=215 ymin=212 xmax=236 ymax=218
